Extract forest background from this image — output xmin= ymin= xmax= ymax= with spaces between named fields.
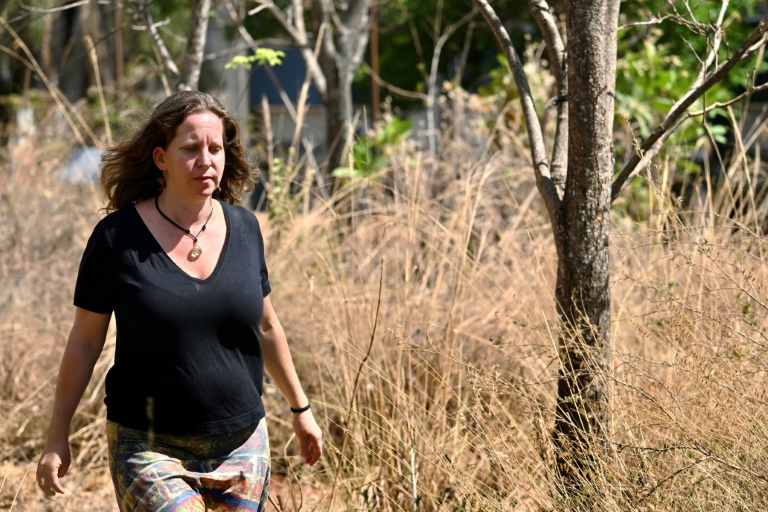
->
xmin=3 ymin=0 xmax=768 ymax=510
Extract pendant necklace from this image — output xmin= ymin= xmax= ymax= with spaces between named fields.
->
xmin=155 ymin=195 xmax=214 ymax=259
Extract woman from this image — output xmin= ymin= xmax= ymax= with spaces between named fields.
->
xmin=36 ymin=91 xmax=322 ymax=511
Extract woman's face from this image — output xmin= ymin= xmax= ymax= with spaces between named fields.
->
xmin=153 ymin=111 xmax=225 ymax=201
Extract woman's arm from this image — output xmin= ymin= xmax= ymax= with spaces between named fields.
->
xmin=261 ymin=296 xmax=322 ymax=466
xmin=37 ymin=307 xmax=111 ymax=496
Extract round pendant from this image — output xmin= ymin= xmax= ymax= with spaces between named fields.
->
xmin=190 ymin=244 xmax=202 ymax=258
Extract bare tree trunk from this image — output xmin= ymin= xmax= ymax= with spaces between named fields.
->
xmin=474 ymin=0 xmax=768 ymax=503
xmin=81 ymin=2 xmax=117 ymax=89
xmin=312 ymin=2 xmax=348 ymax=178
xmin=131 ymin=0 xmax=211 ymax=93
xmin=311 ymin=0 xmax=371 ymax=183
xmin=50 ymin=3 xmax=88 ymax=102
xmin=180 ymin=0 xmax=211 ymax=91
xmin=241 ymin=0 xmax=369 ymax=186
xmin=552 ymin=0 xmax=619 ymax=494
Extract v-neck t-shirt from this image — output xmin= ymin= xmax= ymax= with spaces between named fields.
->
xmin=73 ymin=200 xmax=271 ymax=435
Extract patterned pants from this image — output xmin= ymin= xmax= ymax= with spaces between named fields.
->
xmin=107 ymin=419 xmax=270 ymax=512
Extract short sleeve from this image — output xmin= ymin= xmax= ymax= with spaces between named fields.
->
xmin=73 ymin=221 xmax=115 ymax=314
xmin=256 ymin=219 xmax=271 ymax=297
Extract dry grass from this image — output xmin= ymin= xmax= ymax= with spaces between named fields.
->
xmin=2 ymin=93 xmax=768 ymax=511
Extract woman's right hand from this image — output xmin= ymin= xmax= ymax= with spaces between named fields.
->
xmin=36 ymin=308 xmax=110 ymax=497
xmin=36 ymin=438 xmax=71 ymax=496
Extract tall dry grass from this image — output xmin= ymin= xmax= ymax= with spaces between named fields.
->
xmin=1 ymin=90 xmax=768 ymax=511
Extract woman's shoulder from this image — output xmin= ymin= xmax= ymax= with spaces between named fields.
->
xmin=220 ymin=201 xmax=261 ymax=227
xmin=88 ymin=205 xmax=141 ymax=241
xmin=94 ymin=205 xmax=138 ymax=228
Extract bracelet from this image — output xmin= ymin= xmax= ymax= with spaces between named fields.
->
xmin=290 ymin=403 xmax=311 ymax=414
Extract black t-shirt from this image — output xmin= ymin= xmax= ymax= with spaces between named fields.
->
xmin=74 ymin=200 xmax=271 ymax=435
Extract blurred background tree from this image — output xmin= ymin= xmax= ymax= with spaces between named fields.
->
xmin=4 ymin=1 xmax=765 ymax=163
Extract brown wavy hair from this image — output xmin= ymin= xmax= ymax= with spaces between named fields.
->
xmin=100 ymin=91 xmax=254 ymax=211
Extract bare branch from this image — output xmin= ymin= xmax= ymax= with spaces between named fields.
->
xmin=289 ymin=23 xmax=328 ymax=171
xmin=528 ymin=0 xmax=566 ymax=198
xmin=427 ymin=8 xmax=476 ymax=154
xmin=292 ymin=0 xmax=307 ymax=40
xmin=250 ymin=0 xmax=300 ymax=38
xmin=222 ymin=1 xmax=328 ymax=193
xmin=85 ymin=36 xmax=112 ymax=145
xmin=694 ymin=0 xmax=729 ymax=88
xmin=630 ymin=79 xmax=768 ymax=168
xmin=528 ymin=0 xmax=565 ymax=83
xmin=471 ymin=0 xmax=560 ymax=220
xmin=130 ymin=1 xmax=180 ymax=88
xmin=688 ymin=82 xmax=768 ymax=117
xmin=611 ymin=16 xmax=768 ymax=202
xmin=745 ymin=33 xmax=768 ymax=60
xmin=247 ymin=4 xmax=270 ymax=17
xmin=619 ymin=14 xmax=678 ymax=31
xmin=342 ymin=0 xmax=372 ymax=72
xmin=179 ymin=0 xmax=212 ymax=91
xmin=620 ymin=4 xmax=713 ymax=35
xmin=670 ymin=0 xmax=710 ymax=35
xmin=327 ymin=0 xmax=347 ymax=34
xmin=130 ymin=17 xmax=169 ymax=32
xmin=360 ymin=62 xmax=429 ymax=101
xmin=17 ymin=0 xmax=90 ymax=14
xmin=247 ymin=0 xmax=328 ymax=98
xmin=312 ymin=0 xmax=340 ymax=80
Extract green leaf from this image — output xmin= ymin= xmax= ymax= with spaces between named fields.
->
xmin=225 ymin=49 xmax=285 ymax=70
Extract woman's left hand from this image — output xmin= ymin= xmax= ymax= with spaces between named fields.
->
xmin=292 ymin=409 xmax=322 ymax=466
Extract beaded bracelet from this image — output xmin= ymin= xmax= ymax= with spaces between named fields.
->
xmin=290 ymin=403 xmax=311 ymax=414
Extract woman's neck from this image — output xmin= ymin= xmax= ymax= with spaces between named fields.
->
xmin=157 ymin=191 xmax=213 ymax=228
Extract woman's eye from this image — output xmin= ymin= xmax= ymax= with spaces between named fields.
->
xmin=210 ymin=146 xmax=223 ymax=154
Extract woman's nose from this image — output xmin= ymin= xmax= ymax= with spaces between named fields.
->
xmin=198 ymin=150 xmax=211 ymax=168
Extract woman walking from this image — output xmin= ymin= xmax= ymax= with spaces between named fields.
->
xmin=36 ymin=91 xmax=322 ymax=511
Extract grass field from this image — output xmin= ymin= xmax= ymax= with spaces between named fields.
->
xmin=2 ymin=98 xmax=768 ymax=511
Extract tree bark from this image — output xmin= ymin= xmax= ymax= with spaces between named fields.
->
xmin=179 ymin=0 xmax=211 ymax=91
xmin=473 ymin=0 xmax=767 ymax=502
xmin=132 ymin=0 xmax=210 ymax=93
xmin=50 ymin=3 xmax=88 ymax=102
xmin=311 ymin=0 xmax=371 ymax=182
xmin=81 ymin=2 xmax=117 ymax=89
xmin=552 ymin=0 xmax=619 ymax=494
xmin=312 ymin=1 xmax=347 ymax=177
xmin=243 ymin=0 xmax=369 ymax=186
